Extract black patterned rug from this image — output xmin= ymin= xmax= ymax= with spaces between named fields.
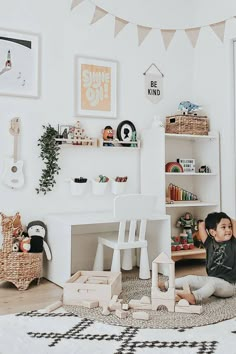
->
xmin=0 ymin=310 xmax=236 ymax=353
xmin=64 ymin=277 xmax=236 ymax=329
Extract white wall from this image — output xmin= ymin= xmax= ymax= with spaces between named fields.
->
xmin=192 ymin=0 xmax=236 ymax=216
xmin=0 ymin=0 xmax=194 ymax=226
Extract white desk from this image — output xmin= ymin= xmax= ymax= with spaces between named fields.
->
xmin=44 ymin=211 xmax=171 ymax=287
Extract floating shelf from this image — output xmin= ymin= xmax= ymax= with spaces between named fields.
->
xmin=166 ymin=201 xmax=218 ymax=208
xmin=165 ymin=172 xmax=217 ymax=176
xmin=99 ymin=138 xmax=140 ymax=149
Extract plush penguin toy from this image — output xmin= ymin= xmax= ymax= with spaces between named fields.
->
xmin=27 ymin=220 xmax=52 ymax=260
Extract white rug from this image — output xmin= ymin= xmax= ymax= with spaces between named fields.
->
xmin=0 ymin=310 xmax=236 ymax=353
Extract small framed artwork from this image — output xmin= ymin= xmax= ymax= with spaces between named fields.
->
xmin=0 ymin=28 xmax=40 ymax=98
xmin=59 ymin=125 xmax=74 ymax=139
xmin=75 ymin=56 xmax=117 ymax=118
xmin=116 ymin=120 xmax=136 ymax=143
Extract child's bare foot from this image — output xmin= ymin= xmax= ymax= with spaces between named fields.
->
xmin=175 ymin=294 xmax=181 ymax=302
xmin=177 ymin=292 xmax=196 ymax=305
xmin=158 ymin=280 xmax=166 ymax=291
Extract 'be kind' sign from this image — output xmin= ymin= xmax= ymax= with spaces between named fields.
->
xmin=145 ymin=73 xmax=163 ymax=104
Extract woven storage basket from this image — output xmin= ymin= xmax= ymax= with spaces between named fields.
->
xmin=0 ymin=214 xmax=42 ymax=290
xmin=165 ymin=114 xmax=209 ymax=135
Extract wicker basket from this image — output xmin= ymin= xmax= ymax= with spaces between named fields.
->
xmin=0 ymin=213 xmax=42 ymax=290
xmin=165 ymin=115 xmax=209 ymax=135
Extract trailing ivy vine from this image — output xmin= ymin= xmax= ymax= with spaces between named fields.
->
xmin=36 ymin=124 xmax=61 ymax=195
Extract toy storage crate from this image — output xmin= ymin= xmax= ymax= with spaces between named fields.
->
xmin=165 ymin=115 xmax=209 ymax=135
xmin=0 ymin=214 xmax=43 ymax=290
xmin=63 ymin=270 xmax=122 ymax=306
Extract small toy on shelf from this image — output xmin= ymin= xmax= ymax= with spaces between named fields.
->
xmin=72 ymin=121 xmax=95 ymax=146
xmin=193 ymin=219 xmax=204 ymax=248
xmin=102 ymin=126 xmax=114 ymax=146
xmin=165 ymin=162 xmax=184 ymax=173
xmin=167 ymin=183 xmax=198 ymax=202
xmin=199 ymin=165 xmax=211 ymax=173
xmin=178 ymin=101 xmax=201 ymax=115
xmin=130 ymin=131 xmax=137 ymax=148
xmin=176 ymin=212 xmax=198 ymax=248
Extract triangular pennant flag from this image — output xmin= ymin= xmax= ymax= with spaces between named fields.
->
xmin=160 ymin=29 xmax=176 ymax=49
xmin=210 ymin=21 xmax=226 ymax=42
xmin=90 ymin=6 xmax=108 ymax=25
xmin=114 ymin=17 xmax=128 ymax=37
xmin=71 ymin=0 xmax=85 ymax=10
xmin=185 ymin=27 xmax=200 ymax=48
xmin=137 ymin=25 xmax=152 ymax=46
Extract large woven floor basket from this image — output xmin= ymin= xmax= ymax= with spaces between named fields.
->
xmin=0 ymin=214 xmax=43 ymax=291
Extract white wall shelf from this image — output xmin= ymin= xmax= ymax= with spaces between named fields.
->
xmin=98 ymin=138 xmax=140 ymax=149
xmin=166 ymin=202 xmax=218 ymax=208
xmin=165 ymin=172 xmax=217 ymax=176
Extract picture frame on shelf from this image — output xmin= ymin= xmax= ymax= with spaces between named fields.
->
xmin=75 ymin=56 xmax=117 ymax=118
xmin=116 ymin=120 xmax=137 ymax=146
xmin=59 ymin=125 xmax=74 ymax=139
xmin=0 ymin=29 xmax=40 ymax=98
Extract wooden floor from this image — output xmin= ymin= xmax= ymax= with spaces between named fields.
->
xmin=0 ymin=259 xmax=206 ymax=315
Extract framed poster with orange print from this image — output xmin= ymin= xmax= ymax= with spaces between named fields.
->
xmin=75 ymin=56 xmax=117 ymax=118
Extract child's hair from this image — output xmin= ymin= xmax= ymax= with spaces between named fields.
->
xmin=205 ymin=212 xmax=231 ymax=231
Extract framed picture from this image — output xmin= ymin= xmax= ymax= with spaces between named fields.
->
xmin=75 ymin=56 xmax=117 ymax=118
xmin=116 ymin=120 xmax=136 ymax=145
xmin=59 ymin=125 xmax=74 ymax=139
xmin=0 ymin=28 xmax=39 ymax=98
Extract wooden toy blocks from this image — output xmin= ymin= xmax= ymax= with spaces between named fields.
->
xmin=63 ymin=270 xmax=122 ymax=306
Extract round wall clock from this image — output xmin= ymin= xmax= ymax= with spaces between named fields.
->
xmin=116 ymin=120 xmax=136 ymax=146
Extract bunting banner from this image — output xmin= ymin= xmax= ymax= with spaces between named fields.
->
xmin=90 ymin=6 xmax=107 ymax=25
xmin=161 ymin=29 xmax=176 ymax=50
xmin=71 ymin=0 xmax=85 ymax=10
xmin=145 ymin=73 xmax=163 ymax=104
xmin=185 ymin=27 xmax=200 ymax=48
xmin=137 ymin=25 xmax=152 ymax=46
xmin=71 ymin=1 xmax=232 ymax=49
xmin=210 ymin=21 xmax=226 ymax=42
xmin=114 ymin=17 xmax=128 ymax=37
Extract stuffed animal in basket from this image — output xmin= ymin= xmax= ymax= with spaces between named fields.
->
xmin=27 ymin=220 xmax=52 ymax=260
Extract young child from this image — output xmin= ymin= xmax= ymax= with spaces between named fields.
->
xmin=175 ymin=212 xmax=236 ymax=304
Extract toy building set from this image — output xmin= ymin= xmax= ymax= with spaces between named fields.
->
xmin=59 ymin=252 xmax=202 ymax=320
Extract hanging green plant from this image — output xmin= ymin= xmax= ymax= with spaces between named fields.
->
xmin=36 ymin=124 xmax=61 ymax=195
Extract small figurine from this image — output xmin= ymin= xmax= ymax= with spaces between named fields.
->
xmin=178 ymin=101 xmax=201 ymax=115
xmin=176 ymin=212 xmax=198 ymax=244
xmin=103 ymin=126 xmax=114 ymax=146
xmin=199 ymin=165 xmax=211 ymax=173
xmin=130 ymin=131 xmax=137 ymax=147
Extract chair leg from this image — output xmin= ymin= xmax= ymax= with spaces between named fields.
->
xmin=93 ymin=243 xmax=104 ymax=271
xmin=111 ymin=249 xmax=121 ymax=272
xmin=122 ymin=249 xmax=133 ymax=270
xmin=139 ymin=247 xmax=150 ymax=279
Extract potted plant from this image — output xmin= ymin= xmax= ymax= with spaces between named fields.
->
xmin=36 ymin=124 xmax=61 ymax=194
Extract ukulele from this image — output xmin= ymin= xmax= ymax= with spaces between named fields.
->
xmin=3 ymin=118 xmax=24 ymax=189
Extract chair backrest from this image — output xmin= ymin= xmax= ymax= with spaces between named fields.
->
xmin=113 ymin=194 xmax=156 ymax=244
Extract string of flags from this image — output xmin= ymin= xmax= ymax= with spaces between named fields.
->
xmin=71 ymin=0 xmax=236 ymax=48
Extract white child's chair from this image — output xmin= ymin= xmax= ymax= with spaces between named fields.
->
xmin=93 ymin=194 xmax=156 ymax=279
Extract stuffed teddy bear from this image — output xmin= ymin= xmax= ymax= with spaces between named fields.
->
xmin=27 ymin=220 xmax=52 ymax=260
